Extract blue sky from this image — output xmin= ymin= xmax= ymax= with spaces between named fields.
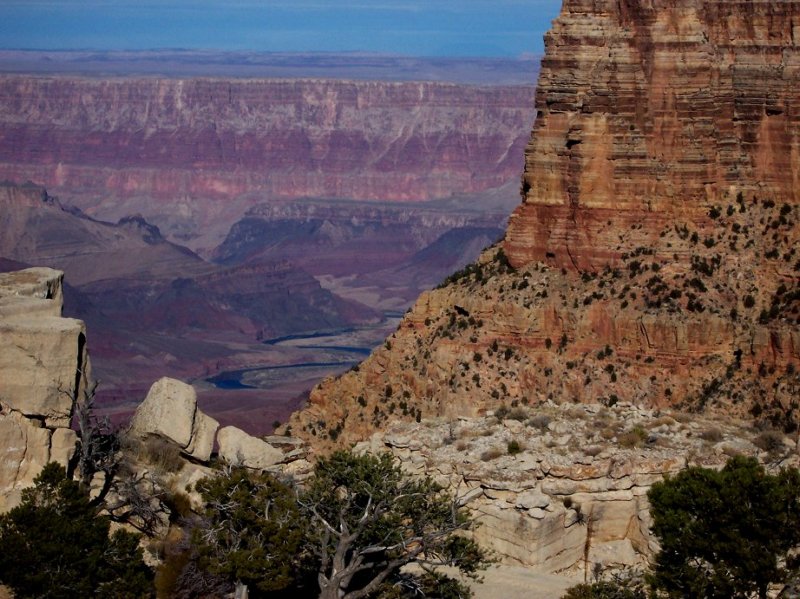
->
xmin=0 ymin=0 xmax=562 ymax=57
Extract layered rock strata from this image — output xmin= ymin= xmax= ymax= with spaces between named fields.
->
xmin=288 ymin=0 xmax=800 ymax=450
xmin=356 ymin=403 xmax=798 ymax=573
xmin=505 ymin=0 xmax=800 ymax=271
xmin=0 ymin=268 xmax=89 ymax=510
xmin=0 ymin=76 xmax=534 ymax=250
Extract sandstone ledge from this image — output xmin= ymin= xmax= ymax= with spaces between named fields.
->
xmin=0 ymin=268 xmax=89 ymax=511
xmin=355 ymin=403 xmax=799 ymax=575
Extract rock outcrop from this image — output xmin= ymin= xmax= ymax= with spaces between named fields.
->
xmin=356 ymin=403 xmax=798 ymax=574
xmin=0 ymin=267 xmax=89 ymax=510
xmin=288 ymin=0 xmax=800 ymax=451
xmin=217 ymin=426 xmax=284 ymax=470
xmin=130 ymin=377 xmax=308 ymax=472
xmin=506 ymin=0 xmax=800 ymax=271
xmin=129 ymin=377 xmax=219 ymax=462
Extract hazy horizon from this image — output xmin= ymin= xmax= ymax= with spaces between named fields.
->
xmin=0 ymin=1 xmax=562 ymax=58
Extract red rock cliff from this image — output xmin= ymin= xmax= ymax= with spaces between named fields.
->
xmin=288 ymin=0 xmax=800 ymax=452
xmin=505 ymin=0 xmax=800 ymax=270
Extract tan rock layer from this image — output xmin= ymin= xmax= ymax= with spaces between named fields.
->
xmin=0 ymin=268 xmax=87 ymax=510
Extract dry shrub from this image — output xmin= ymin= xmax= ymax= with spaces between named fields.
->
xmin=700 ymin=428 xmax=724 ymax=442
xmin=566 ymin=407 xmax=587 ymax=420
xmin=507 ymin=407 xmax=528 ymax=421
xmin=649 ymin=416 xmax=677 ymax=428
xmin=528 ymin=414 xmax=551 ymax=431
xmin=455 ymin=440 xmax=470 ymax=451
xmin=722 ymin=444 xmax=743 ymax=459
xmin=163 ymin=490 xmax=193 ymax=521
xmin=480 ymin=447 xmax=504 ymax=461
xmin=137 ymin=436 xmax=185 ymax=474
xmin=670 ymin=411 xmax=693 ymax=424
xmin=584 ymin=445 xmax=603 ymax=457
xmin=618 ymin=426 xmax=648 ymax=449
xmin=600 ymin=427 xmax=616 ymax=441
xmin=754 ymin=430 xmax=786 ymax=454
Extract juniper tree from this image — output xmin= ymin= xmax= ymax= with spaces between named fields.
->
xmin=0 ymin=462 xmax=152 ymax=598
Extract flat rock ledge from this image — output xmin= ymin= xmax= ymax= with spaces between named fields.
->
xmin=355 ymin=402 xmax=800 ymax=576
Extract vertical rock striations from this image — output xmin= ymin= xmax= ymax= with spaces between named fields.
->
xmin=0 ymin=268 xmax=90 ymax=510
xmin=288 ymin=0 xmax=800 ymax=452
xmin=505 ymin=0 xmax=800 ymax=270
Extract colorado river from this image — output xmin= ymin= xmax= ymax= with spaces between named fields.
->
xmin=206 ymin=316 xmax=400 ymax=390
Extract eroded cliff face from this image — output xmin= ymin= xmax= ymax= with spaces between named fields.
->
xmin=0 ymin=76 xmax=534 ymax=251
xmin=288 ymin=0 xmax=800 ymax=451
xmin=0 ymin=268 xmax=88 ymax=510
xmin=506 ymin=0 xmax=800 ymax=269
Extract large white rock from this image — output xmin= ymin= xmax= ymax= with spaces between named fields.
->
xmin=0 ymin=410 xmax=52 ymax=511
xmin=185 ymin=409 xmax=219 ymax=462
xmin=217 ymin=426 xmax=283 ymax=469
xmin=130 ymin=377 xmax=219 ymax=461
xmin=0 ymin=268 xmax=89 ymax=427
xmin=0 ymin=268 xmax=85 ymax=511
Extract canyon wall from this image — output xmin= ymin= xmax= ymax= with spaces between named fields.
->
xmin=289 ymin=0 xmax=800 ymax=450
xmin=0 ymin=268 xmax=88 ymax=510
xmin=505 ymin=0 xmax=800 ymax=270
xmin=0 ymin=76 xmax=534 ymax=251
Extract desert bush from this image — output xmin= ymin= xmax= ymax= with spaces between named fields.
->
xmin=123 ymin=435 xmax=185 ymax=475
xmin=480 ymin=447 xmax=504 ymax=461
xmin=648 ymin=416 xmax=676 ymax=429
xmin=700 ymin=428 xmax=724 ymax=442
xmin=754 ymin=430 xmax=786 ymax=454
xmin=618 ymin=426 xmax=648 ymax=449
xmin=528 ymin=414 xmax=551 ymax=430
xmin=0 ymin=463 xmax=153 ymax=598
xmin=648 ymin=457 xmax=800 ymax=598
xmin=507 ymin=440 xmax=523 ymax=455
xmin=505 ymin=407 xmax=528 ymax=421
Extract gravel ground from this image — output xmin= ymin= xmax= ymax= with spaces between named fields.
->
xmin=469 ymin=565 xmax=581 ymax=599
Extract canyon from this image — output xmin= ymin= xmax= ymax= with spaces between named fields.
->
xmin=289 ymin=0 xmax=800 ymax=453
xmin=1 ymin=1 xmax=800 ymax=588
xmin=278 ymin=0 xmax=800 ymax=577
xmin=0 ymin=65 xmax=536 ymax=429
xmin=0 ymin=74 xmax=535 ymax=255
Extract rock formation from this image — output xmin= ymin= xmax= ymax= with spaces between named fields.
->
xmin=0 ymin=182 xmax=380 ymax=419
xmin=0 ymin=76 xmax=534 ymax=252
xmin=0 ymin=267 xmax=89 ymax=510
xmin=129 ymin=377 xmax=219 ymax=462
xmin=288 ymin=1 xmax=800 ymax=449
xmin=217 ymin=426 xmax=284 ymax=470
xmin=356 ymin=403 xmax=798 ymax=573
xmin=130 ymin=377 xmax=308 ymax=472
xmin=506 ymin=0 xmax=800 ymax=271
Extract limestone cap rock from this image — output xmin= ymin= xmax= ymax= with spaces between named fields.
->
xmin=217 ymin=426 xmax=283 ymax=469
xmin=130 ymin=377 xmax=219 ymax=461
